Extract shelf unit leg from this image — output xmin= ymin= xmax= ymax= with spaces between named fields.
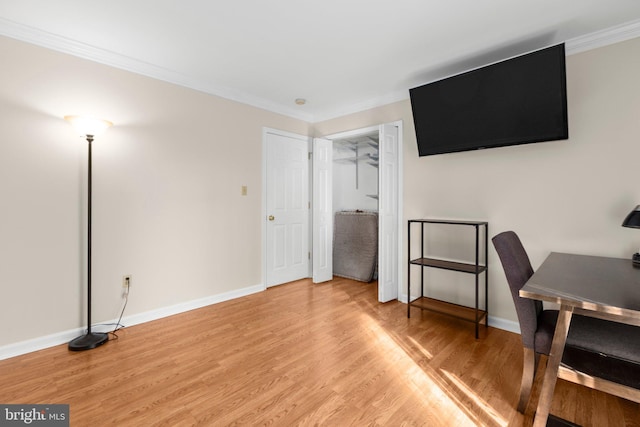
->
xmin=407 ymin=221 xmax=411 ymax=318
xmin=475 ymin=225 xmax=480 ymax=339
xmin=485 ymin=223 xmax=489 ymax=330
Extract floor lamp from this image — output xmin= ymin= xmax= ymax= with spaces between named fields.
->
xmin=65 ymin=115 xmax=113 ymax=351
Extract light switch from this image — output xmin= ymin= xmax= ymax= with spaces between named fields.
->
xmin=241 ymin=185 xmax=247 ymax=196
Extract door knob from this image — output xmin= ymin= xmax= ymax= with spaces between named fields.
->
xmin=268 ymin=215 xmax=275 ymax=221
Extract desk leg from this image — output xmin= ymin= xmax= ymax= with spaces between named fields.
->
xmin=533 ymin=305 xmax=574 ymax=427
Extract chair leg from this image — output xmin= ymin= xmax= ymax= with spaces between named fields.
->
xmin=517 ymin=347 xmax=536 ymax=413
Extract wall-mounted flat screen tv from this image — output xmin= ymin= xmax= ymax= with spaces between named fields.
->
xmin=410 ymin=43 xmax=568 ymax=156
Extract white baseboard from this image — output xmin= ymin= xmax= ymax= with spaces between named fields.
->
xmin=112 ymin=284 xmax=264 ymax=330
xmin=487 ymin=316 xmax=520 ymax=334
xmin=0 ymin=283 xmax=264 ymax=361
xmin=0 ymin=328 xmax=86 ymax=362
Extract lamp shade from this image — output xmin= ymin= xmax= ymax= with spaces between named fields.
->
xmin=622 ymin=205 xmax=640 ymax=228
xmin=64 ymin=115 xmax=113 ymax=137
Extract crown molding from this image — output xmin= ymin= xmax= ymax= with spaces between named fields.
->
xmin=0 ymin=17 xmax=314 ymax=122
xmin=1 ymin=16 xmax=639 ymax=124
xmin=565 ymin=18 xmax=640 ymax=55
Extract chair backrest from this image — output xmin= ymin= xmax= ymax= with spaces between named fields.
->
xmin=492 ymin=231 xmax=543 ymax=349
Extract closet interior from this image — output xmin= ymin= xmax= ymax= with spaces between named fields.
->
xmin=331 ymin=130 xmax=379 ymax=283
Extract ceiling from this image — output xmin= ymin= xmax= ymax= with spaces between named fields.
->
xmin=1 ymin=0 xmax=640 ymax=122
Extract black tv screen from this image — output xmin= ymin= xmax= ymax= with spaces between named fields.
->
xmin=410 ymin=44 xmax=568 ymax=156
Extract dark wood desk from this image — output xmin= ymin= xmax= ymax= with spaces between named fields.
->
xmin=520 ymin=252 xmax=640 ymax=427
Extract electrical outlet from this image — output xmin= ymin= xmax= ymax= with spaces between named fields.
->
xmin=122 ymin=275 xmax=131 ymax=289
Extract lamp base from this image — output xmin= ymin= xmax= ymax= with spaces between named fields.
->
xmin=68 ymin=332 xmax=108 ymax=351
xmin=632 ymin=253 xmax=640 ymax=268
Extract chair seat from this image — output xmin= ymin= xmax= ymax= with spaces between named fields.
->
xmin=567 ymin=315 xmax=640 ymax=366
xmin=562 ymin=346 xmax=640 ymax=389
xmin=538 ymin=311 xmax=640 ymax=389
xmin=535 ymin=310 xmax=640 ymax=365
xmin=566 ymin=315 xmax=640 ymax=389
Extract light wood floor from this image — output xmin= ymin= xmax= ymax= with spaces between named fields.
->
xmin=1 ymin=277 xmax=638 ymax=426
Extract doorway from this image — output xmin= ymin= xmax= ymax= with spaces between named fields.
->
xmin=313 ymin=122 xmax=402 ymax=302
xmin=263 ymin=122 xmax=402 ymax=302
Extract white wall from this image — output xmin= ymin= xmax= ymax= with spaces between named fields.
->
xmin=2 ymin=31 xmax=639 ymax=354
xmin=0 ymin=36 xmax=309 ymax=350
xmin=315 ymin=36 xmax=640 ymax=324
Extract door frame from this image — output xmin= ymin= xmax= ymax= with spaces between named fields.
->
xmin=322 ymin=121 xmax=404 ymax=302
xmin=262 ymin=123 xmax=403 ymax=300
xmin=261 ymin=127 xmax=312 ymax=290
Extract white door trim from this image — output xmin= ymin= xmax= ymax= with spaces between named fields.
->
xmin=394 ymin=121 xmax=404 ymax=303
xmin=325 ymin=125 xmax=380 ymax=141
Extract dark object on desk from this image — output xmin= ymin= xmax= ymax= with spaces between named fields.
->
xmin=622 ymin=205 xmax=640 ymax=228
xmin=632 ymin=252 xmax=640 ymax=268
xmin=622 ymin=205 xmax=640 ymax=266
xmin=492 ymin=231 xmax=640 ymax=414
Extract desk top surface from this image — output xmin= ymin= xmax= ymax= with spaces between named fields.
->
xmin=521 ymin=252 xmax=640 ymax=318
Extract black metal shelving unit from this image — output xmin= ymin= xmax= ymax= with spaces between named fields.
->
xmin=407 ymin=219 xmax=489 ymax=339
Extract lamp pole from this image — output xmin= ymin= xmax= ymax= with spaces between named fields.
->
xmin=65 ymin=116 xmax=112 ymax=351
xmin=86 ymin=134 xmax=94 ymax=335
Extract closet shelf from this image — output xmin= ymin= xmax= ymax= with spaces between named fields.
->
xmin=333 ymin=132 xmax=379 ymax=192
xmin=334 ymin=153 xmax=378 ymax=165
xmin=334 ymin=137 xmax=379 ymax=152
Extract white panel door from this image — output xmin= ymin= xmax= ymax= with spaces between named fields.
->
xmin=378 ymin=124 xmax=400 ymax=302
xmin=265 ymin=131 xmax=309 ymax=287
xmin=312 ymin=138 xmax=333 ymax=283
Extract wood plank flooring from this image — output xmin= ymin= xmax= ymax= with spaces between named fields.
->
xmin=1 ymin=277 xmax=638 ymax=426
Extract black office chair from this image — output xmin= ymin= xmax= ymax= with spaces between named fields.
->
xmin=492 ymin=231 xmax=640 ymax=413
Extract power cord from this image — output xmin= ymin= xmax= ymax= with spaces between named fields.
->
xmin=108 ymin=290 xmax=129 ymax=341
xmin=95 ymin=279 xmax=130 ymax=341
